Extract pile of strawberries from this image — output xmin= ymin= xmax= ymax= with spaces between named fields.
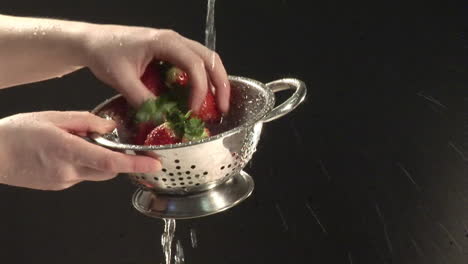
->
xmin=133 ymin=61 xmax=221 ymax=146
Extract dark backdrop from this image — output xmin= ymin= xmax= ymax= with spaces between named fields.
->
xmin=0 ymin=1 xmax=466 ymax=264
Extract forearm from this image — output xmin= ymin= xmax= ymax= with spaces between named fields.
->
xmin=0 ymin=15 xmax=91 ymax=88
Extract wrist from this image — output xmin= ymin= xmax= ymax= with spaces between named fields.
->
xmin=58 ymin=20 xmax=96 ymax=67
xmin=75 ymin=22 xmax=107 ymax=69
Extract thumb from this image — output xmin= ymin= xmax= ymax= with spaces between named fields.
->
xmin=52 ymin=111 xmax=117 ymax=134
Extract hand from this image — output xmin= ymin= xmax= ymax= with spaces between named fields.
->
xmin=83 ymin=24 xmax=230 ymax=113
xmin=0 ymin=111 xmax=160 ymax=190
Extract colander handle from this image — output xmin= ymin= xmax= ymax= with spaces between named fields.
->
xmin=261 ymin=78 xmax=307 ymax=123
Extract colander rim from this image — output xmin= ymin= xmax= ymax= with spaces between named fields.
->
xmin=90 ymin=75 xmax=275 ymax=151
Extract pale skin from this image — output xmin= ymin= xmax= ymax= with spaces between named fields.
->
xmin=0 ymin=15 xmax=230 ymax=190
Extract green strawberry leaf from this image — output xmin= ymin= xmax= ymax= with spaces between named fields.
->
xmin=183 ymin=117 xmax=207 ymax=141
xmin=135 ymin=99 xmax=157 ymax=123
xmin=165 ymin=109 xmax=187 ymax=137
xmin=135 ymin=94 xmax=179 ymax=125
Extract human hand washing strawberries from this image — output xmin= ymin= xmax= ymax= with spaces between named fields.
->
xmin=0 ymin=14 xmax=230 ymax=190
xmin=132 ymin=61 xmax=221 ymax=146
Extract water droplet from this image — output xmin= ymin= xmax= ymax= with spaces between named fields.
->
xmin=190 ymin=228 xmax=198 ymax=248
xmin=119 ymin=42 xmax=123 ymax=46
xmin=174 ymin=240 xmax=185 ymax=264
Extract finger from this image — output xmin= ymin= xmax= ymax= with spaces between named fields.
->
xmin=48 ymin=111 xmax=117 ymax=134
xmin=152 ymin=32 xmax=208 ymax=112
xmin=64 ymin=133 xmax=162 ymax=173
xmin=183 ymin=39 xmax=231 ymax=113
xmin=75 ymin=166 xmax=118 ymax=182
xmin=112 ymin=63 xmax=156 ymax=108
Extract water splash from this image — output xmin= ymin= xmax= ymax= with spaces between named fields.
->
xmin=318 ymin=159 xmax=331 ymax=181
xmin=417 ymin=91 xmax=447 ymax=109
xmin=409 ymin=236 xmax=425 ymax=257
xmin=347 ymin=251 xmax=353 ymax=264
xmin=374 ymin=202 xmax=393 ymax=254
xmin=437 ymin=222 xmax=463 ymax=253
xmin=396 ymin=162 xmax=421 ymax=192
xmin=305 ymin=203 xmax=328 ymax=235
xmin=275 ymin=203 xmax=288 ymax=232
xmin=174 ymin=240 xmax=185 ymax=264
xmin=448 ymin=141 xmax=467 ymax=161
xmin=190 ymin=228 xmax=198 ymax=248
xmin=161 ymin=219 xmax=176 ymax=264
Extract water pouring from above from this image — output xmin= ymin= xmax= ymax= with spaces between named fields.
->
xmin=205 ymin=0 xmax=216 ymax=52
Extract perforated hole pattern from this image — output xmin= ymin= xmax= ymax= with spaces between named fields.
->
xmin=131 ymin=153 xmax=244 ymax=190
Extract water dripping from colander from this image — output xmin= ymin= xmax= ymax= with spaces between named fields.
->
xmin=161 ymin=218 xmax=176 ymax=264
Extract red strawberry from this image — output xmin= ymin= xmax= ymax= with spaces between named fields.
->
xmin=165 ymin=66 xmax=221 ymax=123
xmin=193 ymin=90 xmax=221 ymax=123
xmin=144 ymin=123 xmax=181 ymax=146
xmin=141 ymin=61 xmax=166 ymax=96
xmin=134 ymin=122 xmax=156 ymax=145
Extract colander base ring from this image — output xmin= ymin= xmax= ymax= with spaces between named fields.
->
xmin=131 ymin=171 xmax=254 ymax=219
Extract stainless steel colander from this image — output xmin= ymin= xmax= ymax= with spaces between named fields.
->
xmin=90 ymin=76 xmax=306 ymax=218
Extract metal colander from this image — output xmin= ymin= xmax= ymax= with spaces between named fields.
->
xmin=91 ymin=76 xmax=306 ymax=196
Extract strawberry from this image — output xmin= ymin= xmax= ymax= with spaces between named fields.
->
xmin=165 ymin=66 xmax=188 ymax=88
xmin=164 ymin=66 xmax=221 ymax=123
xmin=132 ymin=62 xmax=219 ymax=145
xmin=140 ymin=110 xmax=211 ymax=146
xmin=141 ymin=61 xmax=166 ymax=96
xmin=144 ymin=123 xmax=181 ymax=146
xmin=133 ymin=95 xmax=178 ymax=145
xmin=134 ymin=122 xmax=156 ymax=145
xmin=192 ymin=90 xmax=221 ymax=123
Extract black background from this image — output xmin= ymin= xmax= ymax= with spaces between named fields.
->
xmin=0 ymin=1 xmax=466 ymax=263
